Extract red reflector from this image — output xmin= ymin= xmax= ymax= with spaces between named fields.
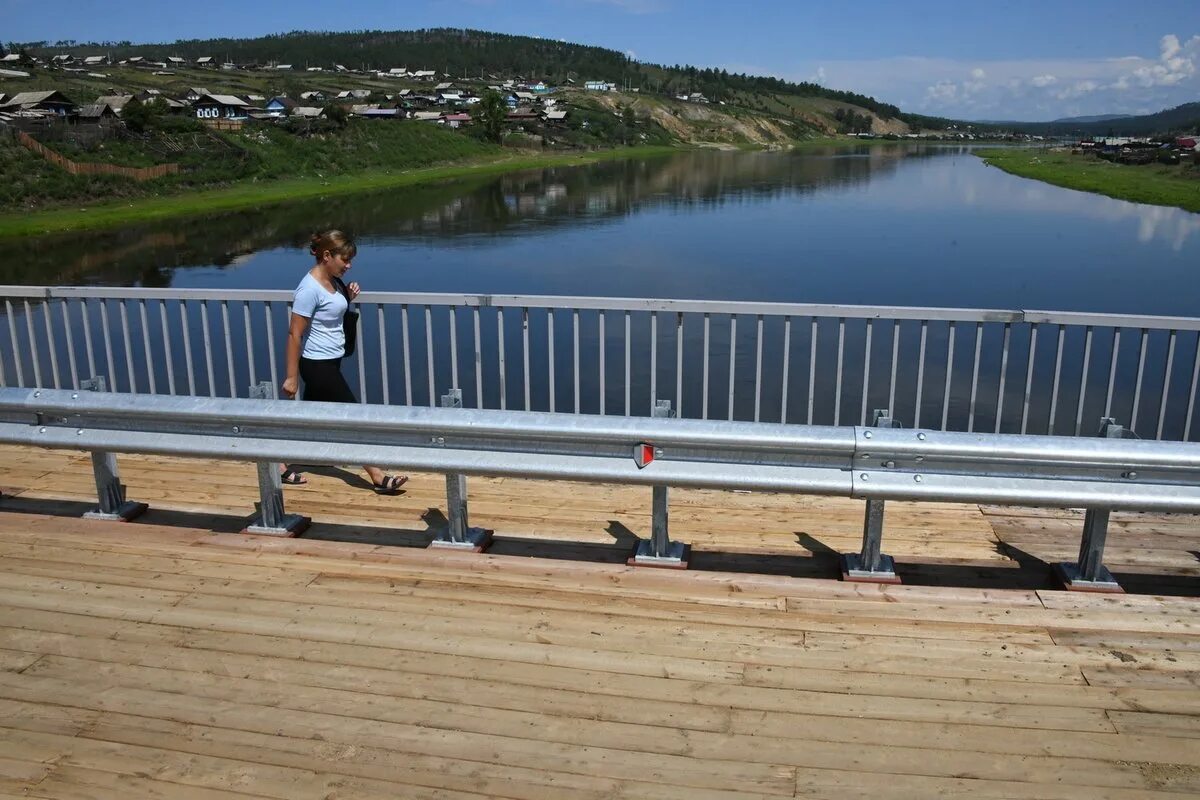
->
xmin=633 ymin=443 xmax=655 ymax=469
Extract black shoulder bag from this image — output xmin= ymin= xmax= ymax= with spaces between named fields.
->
xmin=332 ymin=277 xmax=360 ymax=358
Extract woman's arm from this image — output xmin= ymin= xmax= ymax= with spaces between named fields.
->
xmin=281 ymin=312 xmax=311 ymax=398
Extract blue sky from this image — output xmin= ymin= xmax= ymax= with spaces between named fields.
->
xmin=4 ymin=0 xmax=1198 ymax=120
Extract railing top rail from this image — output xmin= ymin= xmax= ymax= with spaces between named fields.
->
xmin=4 ymin=285 xmax=1199 ymax=331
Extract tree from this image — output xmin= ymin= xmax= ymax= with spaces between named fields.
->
xmin=621 ymin=104 xmax=636 ymax=145
xmin=322 ymin=102 xmax=349 ymax=129
xmin=476 ymin=89 xmax=507 ymax=144
xmin=122 ymin=97 xmax=166 ymax=133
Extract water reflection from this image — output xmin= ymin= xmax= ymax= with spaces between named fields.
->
xmin=4 ymin=145 xmax=1197 ymax=316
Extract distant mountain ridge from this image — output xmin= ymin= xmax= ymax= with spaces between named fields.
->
xmin=1050 ymin=113 xmax=1132 ymax=124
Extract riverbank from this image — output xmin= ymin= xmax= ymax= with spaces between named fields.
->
xmin=977 ymin=148 xmax=1200 ymax=213
xmin=0 ymin=145 xmax=678 ymax=240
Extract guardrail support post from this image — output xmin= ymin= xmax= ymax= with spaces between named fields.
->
xmin=630 ymin=399 xmax=690 ymax=569
xmin=243 ymin=382 xmax=310 ymax=537
xmin=430 ymin=389 xmax=492 ymax=552
xmin=80 ymin=376 xmax=148 ymax=522
xmin=841 ymin=409 xmax=900 ymax=583
xmin=1054 ymin=418 xmax=1127 ymax=593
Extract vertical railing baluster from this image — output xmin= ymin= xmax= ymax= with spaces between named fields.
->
xmin=378 ymin=304 xmax=390 ymax=405
xmin=1020 ymin=323 xmax=1039 ymax=434
xmin=754 ymin=315 xmax=764 ymax=423
xmin=43 ymin=299 xmax=61 ymax=390
xmin=263 ymin=302 xmax=277 ymax=395
xmin=23 ymin=301 xmax=43 ymax=388
xmin=914 ymin=320 xmax=928 ymax=429
xmin=99 ymin=300 xmax=116 ymax=393
xmin=449 ymin=306 xmax=460 ymax=391
xmin=1047 ymin=325 xmax=1065 ymax=435
xmin=138 ymin=300 xmax=155 ymax=394
xmin=81 ymin=300 xmax=96 ymax=385
xmin=119 ymin=299 xmax=136 ymax=392
xmin=1103 ymin=328 xmax=1121 ymax=418
xmin=941 ymin=322 xmax=956 ymax=431
xmin=807 ymin=318 xmax=818 ymax=425
xmin=522 ymin=307 xmax=531 ymax=411
xmin=573 ymin=308 xmax=580 ymax=414
xmin=200 ymin=301 xmax=216 ymax=397
xmin=1156 ymin=331 xmax=1177 ymax=441
xmin=994 ymin=322 xmax=1012 ymax=434
xmin=727 ymin=314 xmax=737 ymax=421
xmin=833 ymin=317 xmax=845 ymax=426
xmin=547 ymin=308 xmax=556 ymax=412
xmin=242 ymin=301 xmax=256 ymax=389
xmin=1074 ymin=326 xmax=1094 ymax=436
xmin=160 ymin=301 xmax=177 ymax=394
xmin=424 ymin=305 xmax=435 ymax=406
xmin=1184 ymin=334 xmax=1200 ymax=442
xmin=1129 ymin=328 xmax=1149 ymax=431
xmin=598 ymin=310 xmax=606 ymax=414
xmin=887 ymin=320 xmax=900 ymax=418
xmin=61 ymin=300 xmax=79 ymax=390
xmin=473 ymin=306 xmax=483 ymax=409
xmin=180 ymin=301 xmax=196 ymax=396
xmin=497 ymin=307 xmax=507 ymax=411
xmin=220 ymin=300 xmax=235 ymax=396
xmin=4 ymin=300 xmax=22 ymax=387
xmin=677 ymin=312 xmax=685 ymax=417
xmin=355 ymin=307 xmax=367 ymax=403
xmin=650 ymin=311 xmax=658 ymax=415
xmin=623 ymin=311 xmax=630 ymax=416
xmin=860 ymin=320 xmax=873 ymax=426
xmin=780 ymin=315 xmax=791 ymax=424
xmin=401 ymin=304 xmax=413 ymax=406
xmin=967 ymin=322 xmax=982 ymax=432
xmin=702 ymin=312 xmax=711 ymax=420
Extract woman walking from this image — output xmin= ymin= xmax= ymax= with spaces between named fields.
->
xmin=280 ymin=230 xmax=407 ymax=494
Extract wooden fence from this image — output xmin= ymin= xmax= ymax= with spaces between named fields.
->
xmin=15 ymin=130 xmax=180 ymax=181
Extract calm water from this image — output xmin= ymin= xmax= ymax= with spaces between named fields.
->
xmin=9 ymin=144 xmax=1199 ymax=316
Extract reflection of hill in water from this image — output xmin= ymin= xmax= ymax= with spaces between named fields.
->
xmin=6 ymin=146 xmax=953 ymax=287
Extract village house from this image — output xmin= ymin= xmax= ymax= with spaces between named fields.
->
xmin=50 ymin=54 xmax=74 ymax=65
xmin=299 ymin=90 xmax=326 ymax=102
xmin=76 ymin=103 xmax=119 ymax=124
xmin=0 ymin=90 xmax=77 ymax=115
xmin=290 ymin=106 xmax=324 ymax=118
xmin=192 ymin=93 xmax=249 ymax=121
xmin=584 ymin=81 xmax=611 ymax=91
xmin=185 ymin=87 xmax=212 ymax=103
xmin=93 ymin=94 xmax=134 ymax=115
xmin=442 ymin=112 xmax=471 ymax=129
xmin=83 ymin=55 xmax=108 ymax=67
xmin=265 ymin=96 xmax=298 ymax=116
xmin=0 ymin=54 xmax=22 ymax=64
xmin=195 ymin=56 xmax=214 ymax=67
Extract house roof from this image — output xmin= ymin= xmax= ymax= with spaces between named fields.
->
xmin=434 ymin=82 xmax=454 ymax=90
xmin=196 ymin=56 xmax=213 ymax=63
xmin=0 ymin=54 xmax=21 ymax=63
xmin=1 ymin=90 xmax=74 ymax=108
xmin=197 ymin=94 xmax=248 ymax=107
xmin=268 ymin=96 xmax=299 ymax=109
xmin=77 ymin=104 xmax=116 ymax=118
xmin=544 ymin=110 xmax=568 ymax=120
xmin=188 ymin=88 xmax=211 ymax=96
xmin=84 ymin=56 xmax=107 ymax=64
xmin=291 ymin=106 xmax=323 ymax=117
xmin=94 ymin=95 xmax=133 ymax=111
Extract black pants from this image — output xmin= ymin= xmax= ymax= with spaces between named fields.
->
xmin=299 ymin=357 xmax=357 ymax=404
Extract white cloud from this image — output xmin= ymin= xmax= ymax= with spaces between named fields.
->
xmin=793 ymin=32 xmax=1200 ymax=120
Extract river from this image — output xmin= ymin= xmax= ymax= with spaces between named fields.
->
xmin=8 ymin=144 xmax=1199 ymax=317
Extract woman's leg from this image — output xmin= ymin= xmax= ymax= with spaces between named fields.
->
xmin=300 ymin=358 xmax=407 ymax=491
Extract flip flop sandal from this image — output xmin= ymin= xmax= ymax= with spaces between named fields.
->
xmin=280 ymin=468 xmax=307 ymax=485
xmin=372 ymin=475 xmax=408 ymax=495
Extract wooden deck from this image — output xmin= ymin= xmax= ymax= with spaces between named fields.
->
xmin=1 ymin=445 xmax=1199 ymax=798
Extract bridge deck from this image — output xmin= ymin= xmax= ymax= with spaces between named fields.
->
xmin=0 ymin=445 xmax=1198 ymax=798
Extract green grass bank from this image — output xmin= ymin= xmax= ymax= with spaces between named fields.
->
xmin=977 ymin=148 xmax=1200 ymax=213
xmin=0 ymin=139 xmax=677 ymax=240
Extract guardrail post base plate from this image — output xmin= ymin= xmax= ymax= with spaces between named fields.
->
xmin=243 ymin=514 xmax=311 ymax=538
xmin=1053 ymin=563 xmax=1124 ymax=594
xmin=429 ymin=526 xmax=493 ymax=552
xmin=83 ymin=501 xmax=148 ymax=523
xmin=840 ymin=554 xmax=900 ymax=584
xmin=628 ymin=539 xmax=690 ymax=570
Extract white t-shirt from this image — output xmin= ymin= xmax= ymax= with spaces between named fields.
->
xmin=292 ymin=272 xmax=348 ymax=360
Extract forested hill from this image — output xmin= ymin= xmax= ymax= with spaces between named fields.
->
xmin=20 ymin=28 xmax=901 ymax=118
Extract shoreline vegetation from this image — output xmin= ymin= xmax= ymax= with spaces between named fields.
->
xmin=976 ymin=148 xmax=1200 ymax=214
xmin=0 ymin=145 xmax=680 ymax=240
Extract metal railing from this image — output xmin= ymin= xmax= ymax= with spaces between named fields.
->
xmin=3 ymin=285 xmax=1199 ymax=441
xmin=2 ymin=385 xmax=1199 ymax=590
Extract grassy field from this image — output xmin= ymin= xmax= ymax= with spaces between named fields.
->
xmin=977 ymin=148 xmax=1200 ymax=213
xmin=0 ymin=145 xmax=677 ymax=240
